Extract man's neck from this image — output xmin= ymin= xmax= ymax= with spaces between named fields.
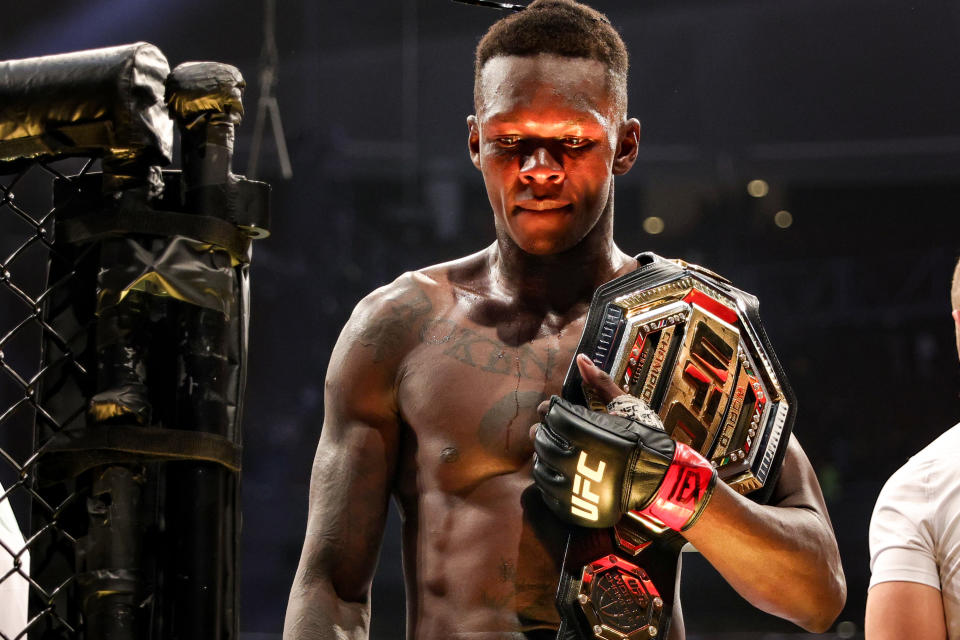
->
xmin=489 ymin=212 xmax=633 ymax=316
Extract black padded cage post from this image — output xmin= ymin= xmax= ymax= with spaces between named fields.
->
xmin=0 ymin=43 xmax=269 ymax=640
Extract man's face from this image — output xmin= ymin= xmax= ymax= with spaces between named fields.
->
xmin=468 ymin=54 xmax=640 ymax=256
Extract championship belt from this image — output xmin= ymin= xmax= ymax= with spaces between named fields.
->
xmin=554 ymin=252 xmax=796 ymax=640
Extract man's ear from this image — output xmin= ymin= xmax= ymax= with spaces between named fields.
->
xmin=953 ymin=309 xmax=960 ymax=363
xmin=467 ymin=115 xmax=482 ymax=171
xmin=612 ymin=118 xmax=641 ymax=176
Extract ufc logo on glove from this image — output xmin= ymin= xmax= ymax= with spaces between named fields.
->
xmin=570 ymin=452 xmax=606 ymax=521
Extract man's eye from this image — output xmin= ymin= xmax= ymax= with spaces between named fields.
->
xmin=496 ymin=137 xmax=520 ymax=148
xmin=562 ymin=137 xmax=590 ymax=148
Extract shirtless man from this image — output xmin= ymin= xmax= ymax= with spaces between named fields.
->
xmin=283 ymin=1 xmax=846 ymax=637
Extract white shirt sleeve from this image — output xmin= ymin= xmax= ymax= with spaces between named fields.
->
xmin=868 ymin=459 xmax=941 ymax=591
xmin=0 ymin=482 xmax=29 ymax=638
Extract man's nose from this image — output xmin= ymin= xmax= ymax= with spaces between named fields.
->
xmin=519 ymin=147 xmax=564 ymax=185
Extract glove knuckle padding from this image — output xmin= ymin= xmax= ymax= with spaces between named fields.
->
xmin=534 ymin=421 xmax=571 ymax=455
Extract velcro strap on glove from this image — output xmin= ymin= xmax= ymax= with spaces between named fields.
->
xmin=631 ymin=442 xmax=717 ymax=531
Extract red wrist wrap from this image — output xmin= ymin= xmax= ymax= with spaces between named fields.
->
xmin=634 ymin=442 xmax=717 ymax=531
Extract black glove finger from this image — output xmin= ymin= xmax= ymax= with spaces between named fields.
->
xmin=532 ymin=455 xmax=567 ymax=489
xmin=542 ymin=396 xmax=586 ymax=444
xmin=531 ymin=460 xmax=571 ymax=520
xmin=544 ymin=396 xmax=639 ymax=452
xmin=534 ymin=421 xmax=573 ymax=464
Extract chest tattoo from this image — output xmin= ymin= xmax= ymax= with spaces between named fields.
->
xmin=420 ymin=318 xmax=559 ymax=380
xmin=478 ymin=390 xmax=549 ymax=455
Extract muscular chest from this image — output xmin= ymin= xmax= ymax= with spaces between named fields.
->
xmin=397 ymin=312 xmax=583 ymax=492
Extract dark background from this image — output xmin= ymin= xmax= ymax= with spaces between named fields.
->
xmin=3 ymin=1 xmax=960 ymax=638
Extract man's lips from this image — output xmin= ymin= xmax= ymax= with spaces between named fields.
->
xmin=514 ymin=199 xmax=571 ymax=212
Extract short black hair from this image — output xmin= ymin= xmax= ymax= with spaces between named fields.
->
xmin=473 ymin=0 xmax=629 ymax=114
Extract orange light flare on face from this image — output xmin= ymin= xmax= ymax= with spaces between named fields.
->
xmin=469 ymin=54 xmax=636 ymax=256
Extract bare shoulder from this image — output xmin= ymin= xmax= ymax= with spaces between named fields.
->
xmin=324 ymin=270 xmax=444 ymax=425
xmin=342 ymin=271 xmax=440 ymax=366
xmin=341 ymin=248 xmax=490 ymax=366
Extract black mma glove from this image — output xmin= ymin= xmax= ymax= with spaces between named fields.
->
xmin=532 ymin=395 xmax=717 ymax=531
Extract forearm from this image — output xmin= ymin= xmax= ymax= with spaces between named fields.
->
xmin=683 ymin=482 xmax=846 ymax=631
xmin=283 ymin=570 xmax=371 ymax=640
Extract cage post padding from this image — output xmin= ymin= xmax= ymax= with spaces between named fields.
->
xmin=0 ymin=43 xmax=268 ymax=640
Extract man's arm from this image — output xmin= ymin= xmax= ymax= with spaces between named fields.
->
xmin=681 ymin=436 xmax=846 ymax=631
xmin=553 ymin=355 xmax=846 ymax=632
xmin=865 ymin=450 xmax=946 ymax=640
xmin=865 ymin=582 xmax=946 ymax=640
xmin=283 ymin=274 xmax=432 ymax=639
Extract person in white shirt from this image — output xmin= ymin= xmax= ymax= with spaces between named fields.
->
xmin=866 ymin=258 xmax=960 ymax=640
xmin=0 ymin=481 xmax=29 ymax=639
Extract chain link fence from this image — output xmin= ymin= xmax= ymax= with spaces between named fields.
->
xmin=0 ymin=157 xmax=99 ymax=639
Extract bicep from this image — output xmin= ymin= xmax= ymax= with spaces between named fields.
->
xmin=866 ymin=581 xmax=946 ymax=640
xmin=768 ymin=435 xmax=832 ymax=521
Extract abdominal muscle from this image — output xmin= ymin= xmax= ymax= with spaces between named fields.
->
xmin=394 ymin=463 xmax=688 ymax=640
xmin=397 ymin=466 xmax=564 ymax=638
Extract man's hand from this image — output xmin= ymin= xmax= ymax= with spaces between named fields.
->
xmin=531 ymin=354 xmax=716 ymax=531
xmin=532 ymin=355 xmax=846 ymax=631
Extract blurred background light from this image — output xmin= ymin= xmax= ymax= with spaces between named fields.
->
xmin=774 ymin=209 xmax=794 ymax=228
xmin=747 ymin=179 xmax=770 ymax=198
xmin=643 ymin=215 xmax=665 ymax=234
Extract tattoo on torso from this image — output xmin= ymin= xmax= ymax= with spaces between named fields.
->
xmin=478 ymin=390 xmax=548 ymax=456
xmin=420 ymin=318 xmax=559 ymax=380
